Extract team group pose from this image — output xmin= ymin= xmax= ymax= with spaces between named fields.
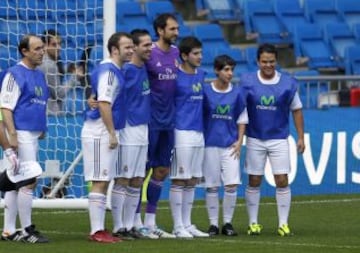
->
xmin=0 ymin=12 xmax=305 ymax=243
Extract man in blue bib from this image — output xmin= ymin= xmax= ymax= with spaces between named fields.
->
xmin=0 ymin=34 xmax=49 ymax=243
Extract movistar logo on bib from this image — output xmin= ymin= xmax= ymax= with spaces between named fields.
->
xmin=213 ymin=104 xmax=232 ymax=120
xmin=190 ymin=82 xmax=203 ymax=100
xmin=257 ymin=95 xmax=277 ymax=111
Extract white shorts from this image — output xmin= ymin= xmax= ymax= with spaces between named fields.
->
xmin=116 ymin=145 xmax=147 ymax=179
xmin=81 ymin=133 xmax=119 ymax=182
xmin=170 ymin=146 xmax=204 ymax=180
xmin=244 ymin=137 xmax=290 ymax=176
xmin=202 ymin=147 xmax=240 ymax=187
xmin=17 ymin=131 xmax=41 ymax=161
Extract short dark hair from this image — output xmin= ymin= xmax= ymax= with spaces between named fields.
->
xmin=107 ymin=32 xmax=132 ymax=54
xmin=178 ymin=36 xmax=202 ymax=61
xmin=214 ymin=54 xmax=236 ymax=71
xmin=257 ymin=43 xmax=277 ymax=60
xmin=130 ymin=29 xmax=150 ymax=45
xmin=18 ymin=34 xmax=37 ymax=57
xmin=42 ymin=29 xmax=60 ymax=45
xmin=153 ymin=13 xmax=177 ymax=37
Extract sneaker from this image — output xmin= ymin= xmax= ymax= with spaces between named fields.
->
xmin=221 ymin=223 xmax=238 ymax=236
xmin=172 ymin=227 xmax=193 ymax=239
xmin=186 ymin=225 xmax=209 ymax=237
xmin=152 ymin=227 xmax=176 ymax=239
xmin=22 ymin=225 xmax=49 ymax=243
xmin=207 ymin=225 xmax=219 ymax=236
xmin=135 ymin=227 xmax=159 ymax=239
xmin=247 ymin=223 xmax=263 ymax=235
xmin=90 ymin=230 xmax=122 ymax=243
xmin=1 ymin=230 xmax=24 ymax=241
xmin=112 ymin=228 xmax=135 ymax=241
xmin=278 ymin=224 xmax=292 ymax=237
xmin=128 ymin=227 xmax=147 ymax=239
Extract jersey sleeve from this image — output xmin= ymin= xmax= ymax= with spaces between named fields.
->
xmin=290 ymin=91 xmax=303 ymax=110
xmin=97 ymin=70 xmax=119 ymax=104
xmin=0 ymin=72 xmax=21 ymax=111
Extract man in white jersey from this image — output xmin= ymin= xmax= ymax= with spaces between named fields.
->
xmin=203 ymin=55 xmax=247 ymax=236
xmin=0 ymin=34 xmax=49 ymax=243
xmin=111 ymin=29 xmax=154 ymax=240
xmin=169 ymin=36 xmax=209 ymax=238
xmin=81 ymin=32 xmax=133 ymax=243
xmin=241 ymin=43 xmax=305 ymax=236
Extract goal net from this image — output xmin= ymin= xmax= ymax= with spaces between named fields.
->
xmin=0 ymin=0 xmax=111 ymax=208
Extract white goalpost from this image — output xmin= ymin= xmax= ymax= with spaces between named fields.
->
xmin=0 ymin=0 xmax=116 ymax=209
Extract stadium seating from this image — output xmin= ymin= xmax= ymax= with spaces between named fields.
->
xmin=116 ymin=1 xmax=150 ymax=27
xmin=335 ymin=0 xmax=360 ymax=28
xmin=243 ymin=0 xmax=290 ymax=44
xmin=177 ymin=24 xmax=193 ymax=42
xmin=201 ymin=0 xmax=239 ymax=22
xmin=273 ymin=0 xmax=310 ymax=40
xmin=294 ymin=69 xmax=329 ymax=108
xmin=344 ymin=45 xmax=360 ymax=75
xmin=144 ymin=1 xmax=183 ymax=24
xmin=293 ymin=23 xmax=338 ymax=69
xmin=324 ymin=23 xmax=357 ymax=69
xmin=244 ymin=46 xmax=258 ymax=71
xmin=192 ymin=24 xmax=230 ymax=49
xmin=201 ymin=47 xmax=217 ymax=79
xmin=303 ymin=0 xmax=343 ymax=27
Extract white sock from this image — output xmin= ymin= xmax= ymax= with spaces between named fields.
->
xmin=205 ymin=188 xmax=219 ymax=227
xmin=3 ymin=190 xmax=18 ymax=235
xmin=182 ymin=186 xmax=195 ymax=228
xmin=144 ymin=213 xmax=156 ymax=230
xmin=223 ymin=186 xmax=237 ymax=224
xmin=169 ymin=184 xmax=184 ymax=229
xmin=17 ymin=187 xmax=33 ymax=230
xmin=133 ymin=213 xmax=143 ymax=229
xmin=276 ymin=186 xmax=291 ymax=227
xmin=111 ymin=184 xmax=127 ymax=232
xmin=123 ymin=186 xmax=141 ymax=230
xmin=245 ymin=186 xmax=260 ymax=225
xmin=88 ymin=192 xmax=106 ymax=235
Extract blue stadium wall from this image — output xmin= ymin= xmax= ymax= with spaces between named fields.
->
xmin=38 ymin=107 xmax=360 ymax=199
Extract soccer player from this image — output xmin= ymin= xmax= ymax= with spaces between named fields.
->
xmin=81 ymin=32 xmax=133 ymax=243
xmin=169 ymin=36 xmax=209 ymax=238
xmin=134 ymin=13 xmax=179 ymax=238
xmin=241 ymin=43 xmax=305 ymax=236
xmin=111 ymin=29 xmax=154 ymax=240
xmin=203 ymin=55 xmax=247 ymax=236
xmin=0 ymin=34 xmax=49 ymax=243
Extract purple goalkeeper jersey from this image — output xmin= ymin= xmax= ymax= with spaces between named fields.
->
xmin=145 ymin=43 xmax=179 ymax=130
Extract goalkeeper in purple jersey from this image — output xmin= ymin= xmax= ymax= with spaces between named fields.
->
xmin=202 ymin=55 xmax=248 ymax=237
xmin=134 ymin=13 xmax=179 ymax=239
xmin=169 ymin=36 xmax=209 ymax=238
xmin=241 ymin=43 xmax=305 ymax=237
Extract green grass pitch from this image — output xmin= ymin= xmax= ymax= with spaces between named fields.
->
xmin=1 ymin=194 xmax=359 ymax=253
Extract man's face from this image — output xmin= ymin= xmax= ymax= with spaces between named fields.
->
xmin=159 ymin=18 xmax=179 ymax=45
xmin=46 ymin=35 xmax=61 ymax=61
xmin=257 ymin=52 xmax=277 ymax=80
xmin=215 ymin=64 xmax=234 ymax=84
xmin=183 ymin=47 xmax=202 ymax=69
xmin=24 ymin=36 xmax=45 ymax=68
xmin=118 ymin=36 xmax=134 ymax=63
xmin=135 ymin=34 xmax=152 ymax=62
